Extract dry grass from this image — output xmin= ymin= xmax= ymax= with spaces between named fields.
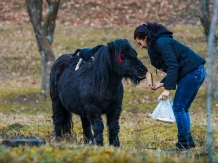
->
xmin=0 ymin=24 xmax=218 ymax=163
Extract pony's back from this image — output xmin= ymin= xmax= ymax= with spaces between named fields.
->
xmin=50 ymin=53 xmax=95 ymax=105
xmin=50 ymin=54 xmax=84 ymax=103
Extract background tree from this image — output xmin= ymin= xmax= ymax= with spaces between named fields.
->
xmin=199 ymin=0 xmax=218 ymax=98
xmin=26 ymin=0 xmax=60 ymax=97
xmin=200 ymin=0 xmax=218 ymax=161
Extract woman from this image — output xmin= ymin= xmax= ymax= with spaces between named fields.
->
xmin=134 ymin=22 xmax=206 ymax=151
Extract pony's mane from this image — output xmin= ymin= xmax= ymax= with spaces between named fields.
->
xmin=92 ymin=45 xmax=111 ymax=93
xmin=92 ymin=39 xmax=130 ymax=93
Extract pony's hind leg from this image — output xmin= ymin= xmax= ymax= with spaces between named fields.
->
xmin=80 ymin=115 xmax=93 ymax=143
xmin=52 ymin=100 xmax=73 ymax=138
xmin=50 ymin=58 xmax=73 ymax=138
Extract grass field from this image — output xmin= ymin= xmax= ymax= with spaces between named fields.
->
xmin=0 ymin=24 xmax=218 ymax=163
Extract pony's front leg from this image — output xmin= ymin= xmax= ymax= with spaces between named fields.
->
xmin=106 ymin=107 xmax=121 ymax=147
xmin=80 ymin=115 xmax=93 ymax=144
xmin=86 ymin=105 xmax=104 ymax=146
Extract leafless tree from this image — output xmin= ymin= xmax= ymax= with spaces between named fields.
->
xmin=200 ymin=0 xmax=218 ymax=99
xmin=26 ymin=0 xmax=60 ymax=97
xmin=200 ymin=0 xmax=218 ymax=162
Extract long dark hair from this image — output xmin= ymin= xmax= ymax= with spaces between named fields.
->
xmin=134 ymin=22 xmax=169 ymax=43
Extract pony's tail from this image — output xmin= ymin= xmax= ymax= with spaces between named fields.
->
xmin=50 ymin=55 xmax=73 ymax=137
xmin=72 ymin=49 xmax=81 ymax=56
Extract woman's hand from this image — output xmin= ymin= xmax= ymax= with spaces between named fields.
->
xmin=149 ymin=83 xmax=164 ymax=90
xmin=160 ymin=89 xmax=170 ymax=100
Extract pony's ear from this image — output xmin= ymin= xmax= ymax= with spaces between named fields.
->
xmin=107 ymin=41 xmax=115 ymax=52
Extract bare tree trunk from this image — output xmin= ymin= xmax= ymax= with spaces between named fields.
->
xmin=212 ymin=37 xmax=218 ymax=98
xmin=199 ymin=0 xmax=211 ymax=37
xmin=26 ymin=0 xmax=60 ymax=97
xmin=200 ymin=0 xmax=218 ymax=99
xmin=204 ymin=0 xmax=218 ymax=162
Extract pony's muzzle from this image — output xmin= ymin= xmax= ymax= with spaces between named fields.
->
xmin=136 ymin=66 xmax=147 ymax=80
xmin=139 ymin=66 xmax=148 ymax=75
xmin=139 ymin=67 xmax=147 ymax=74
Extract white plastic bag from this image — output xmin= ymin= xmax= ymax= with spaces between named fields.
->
xmin=150 ymin=96 xmax=176 ymax=123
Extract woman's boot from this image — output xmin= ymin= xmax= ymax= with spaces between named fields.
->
xmin=175 ymin=132 xmax=196 ymax=150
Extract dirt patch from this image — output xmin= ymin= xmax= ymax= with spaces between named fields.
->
xmin=13 ymin=93 xmax=46 ymax=105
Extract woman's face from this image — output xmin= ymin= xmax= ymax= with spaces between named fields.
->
xmin=135 ymin=37 xmax=147 ymax=49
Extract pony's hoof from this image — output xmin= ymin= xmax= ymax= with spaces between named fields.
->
xmin=50 ymin=136 xmax=61 ymax=143
xmin=51 ymin=137 xmax=56 ymax=143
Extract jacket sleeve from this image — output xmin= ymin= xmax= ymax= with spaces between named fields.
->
xmin=160 ymin=76 xmax=166 ymax=84
xmin=156 ymin=38 xmax=179 ymax=90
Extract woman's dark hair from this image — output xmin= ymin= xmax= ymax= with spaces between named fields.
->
xmin=134 ymin=22 xmax=169 ymax=43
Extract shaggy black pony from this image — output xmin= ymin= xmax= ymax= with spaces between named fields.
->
xmin=50 ymin=39 xmax=148 ymax=146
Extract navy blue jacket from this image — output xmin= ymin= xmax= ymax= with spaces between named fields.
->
xmin=147 ymin=30 xmax=206 ymax=90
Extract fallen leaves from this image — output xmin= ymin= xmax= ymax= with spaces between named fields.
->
xmin=0 ymin=0 xmax=203 ymax=27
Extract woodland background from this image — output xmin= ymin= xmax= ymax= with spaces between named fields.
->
xmin=0 ymin=0 xmax=202 ymax=27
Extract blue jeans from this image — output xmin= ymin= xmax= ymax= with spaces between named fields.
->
xmin=173 ymin=64 xmax=206 ymax=136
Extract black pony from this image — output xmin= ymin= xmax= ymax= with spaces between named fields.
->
xmin=50 ymin=39 xmax=147 ymax=146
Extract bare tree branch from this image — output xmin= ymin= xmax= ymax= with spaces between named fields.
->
xmin=26 ymin=0 xmax=43 ymax=50
xmin=26 ymin=0 xmax=42 ymax=25
xmin=199 ymin=0 xmax=211 ymax=37
xmin=42 ymin=0 xmax=60 ymax=44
